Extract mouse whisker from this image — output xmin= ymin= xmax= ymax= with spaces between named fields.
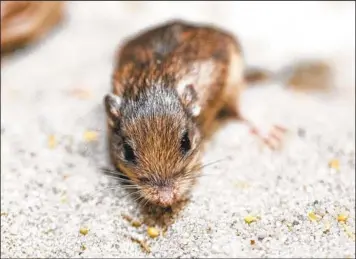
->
xmin=105 ymin=185 xmax=139 ymax=191
xmin=100 ymin=166 xmax=129 ymax=177
xmin=181 ymin=158 xmax=227 ymax=180
xmin=140 ymin=197 xmax=150 ymax=208
xmin=134 ymin=195 xmax=145 ymax=205
xmin=118 ymin=189 xmax=142 ymax=200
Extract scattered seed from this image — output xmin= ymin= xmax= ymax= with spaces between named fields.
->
xmin=70 ymin=88 xmax=92 ymax=99
xmin=329 ymin=159 xmax=340 ymax=170
xmin=250 ymin=239 xmax=256 ymax=245
xmin=287 ymin=223 xmax=293 ymax=231
xmin=234 ymin=181 xmax=250 ymax=189
xmin=48 ymin=135 xmax=56 ymax=149
xmin=337 ymin=214 xmax=348 ymax=223
xmin=83 ymin=131 xmax=98 ymax=142
xmin=244 ymin=215 xmax=258 ymax=224
xmin=80 ymin=244 xmax=87 ymax=251
xmin=308 ymin=211 xmax=322 ymax=222
xmin=132 ymin=220 xmax=142 ymax=228
xmin=147 ymin=227 xmax=160 ymax=238
xmin=79 ymin=227 xmax=89 ymax=236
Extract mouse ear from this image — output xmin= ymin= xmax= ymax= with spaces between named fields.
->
xmin=177 ymin=83 xmax=201 ymax=117
xmin=104 ymin=93 xmax=122 ymax=126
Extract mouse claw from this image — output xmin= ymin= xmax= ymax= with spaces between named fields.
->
xmin=249 ymin=124 xmax=288 ymax=151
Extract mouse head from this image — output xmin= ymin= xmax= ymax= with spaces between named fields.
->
xmin=104 ymin=84 xmax=202 ymax=207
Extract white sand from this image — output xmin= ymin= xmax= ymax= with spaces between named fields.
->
xmin=1 ymin=2 xmax=355 ymax=258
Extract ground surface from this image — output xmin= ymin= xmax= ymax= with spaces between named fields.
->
xmin=1 ymin=2 xmax=355 ymax=258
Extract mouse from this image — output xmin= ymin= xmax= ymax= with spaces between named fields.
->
xmin=103 ymin=19 xmax=332 ymax=208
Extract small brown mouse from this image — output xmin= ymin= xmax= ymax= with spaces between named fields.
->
xmin=104 ymin=19 xmax=331 ymax=207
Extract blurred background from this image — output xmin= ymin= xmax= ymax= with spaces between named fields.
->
xmin=1 ymin=2 xmax=355 ymax=258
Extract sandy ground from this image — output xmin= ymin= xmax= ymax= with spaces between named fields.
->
xmin=1 ymin=2 xmax=355 ymax=258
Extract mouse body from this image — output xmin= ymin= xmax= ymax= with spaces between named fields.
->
xmin=104 ymin=20 xmax=314 ymax=207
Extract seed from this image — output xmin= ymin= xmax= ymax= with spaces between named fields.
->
xmin=83 ymin=131 xmax=98 ymax=142
xmin=147 ymin=227 xmax=159 ymax=238
xmin=250 ymin=239 xmax=256 ymax=245
xmin=308 ymin=211 xmax=322 ymax=222
xmin=70 ymin=88 xmax=92 ymax=99
xmin=337 ymin=214 xmax=348 ymax=223
xmin=234 ymin=181 xmax=250 ymax=189
xmin=328 ymin=159 xmax=340 ymax=170
xmin=48 ymin=135 xmax=56 ymax=149
xmin=244 ymin=215 xmax=257 ymax=224
xmin=131 ymin=220 xmax=142 ymax=228
xmin=79 ymin=227 xmax=89 ymax=236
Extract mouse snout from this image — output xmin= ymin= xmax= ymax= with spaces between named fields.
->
xmin=156 ymin=187 xmax=174 ymax=207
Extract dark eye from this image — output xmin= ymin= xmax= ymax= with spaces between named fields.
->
xmin=123 ymin=142 xmax=136 ymax=163
xmin=180 ymin=131 xmax=191 ymax=155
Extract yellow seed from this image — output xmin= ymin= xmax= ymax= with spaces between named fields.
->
xmin=79 ymin=227 xmax=89 ymax=236
xmin=48 ymin=135 xmax=56 ymax=149
xmin=328 ymin=159 xmax=340 ymax=170
xmin=70 ymin=88 xmax=92 ymax=99
xmin=308 ymin=211 xmax=322 ymax=222
xmin=147 ymin=227 xmax=159 ymax=238
xmin=287 ymin=223 xmax=293 ymax=231
xmin=131 ymin=220 xmax=142 ymax=228
xmin=83 ymin=131 xmax=98 ymax=142
xmin=244 ymin=215 xmax=257 ymax=224
xmin=80 ymin=244 xmax=87 ymax=251
xmin=337 ymin=214 xmax=348 ymax=223
xmin=234 ymin=181 xmax=250 ymax=189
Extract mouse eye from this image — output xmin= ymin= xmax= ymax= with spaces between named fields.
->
xmin=180 ymin=131 xmax=191 ymax=155
xmin=123 ymin=142 xmax=136 ymax=164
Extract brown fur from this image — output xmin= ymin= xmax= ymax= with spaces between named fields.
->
xmin=105 ymin=19 xmax=329 ymax=207
xmin=105 ymin=20 xmax=245 ymax=207
xmin=112 ymin=20 xmax=244 ymax=138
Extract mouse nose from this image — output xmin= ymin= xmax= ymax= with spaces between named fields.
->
xmin=157 ymin=187 xmax=174 ymax=207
